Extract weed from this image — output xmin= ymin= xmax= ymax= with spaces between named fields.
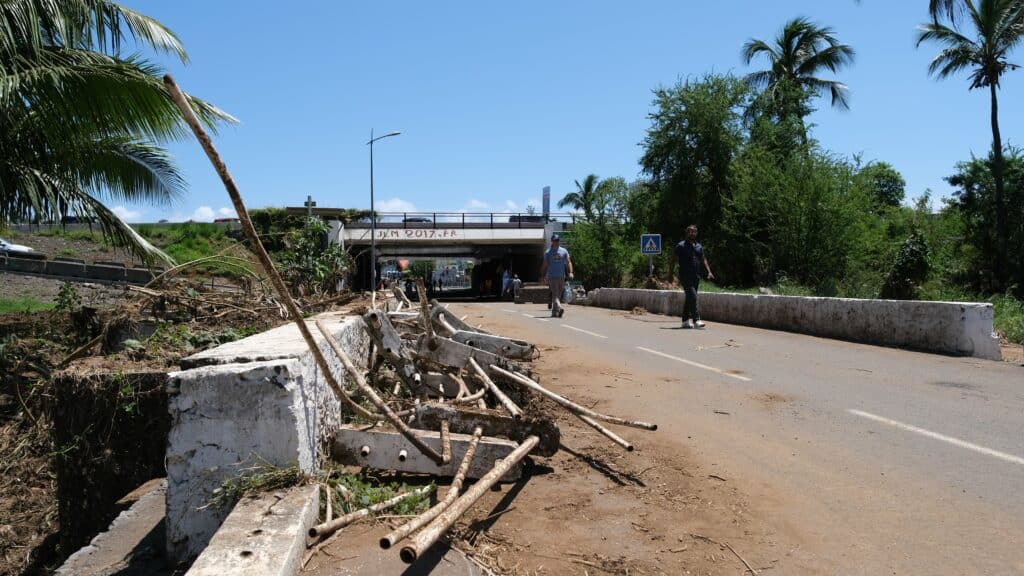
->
xmin=0 ymin=297 xmax=55 ymax=314
xmin=207 ymin=463 xmax=308 ymax=510
xmin=328 ymin=471 xmax=432 ymax=517
xmin=993 ymin=295 xmax=1024 ymax=344
xmin=55 ymin=283 xmax=81 ymax=312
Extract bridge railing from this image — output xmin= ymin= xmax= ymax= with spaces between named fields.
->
xmin=345 ymin=212 xmax=579 ymax=229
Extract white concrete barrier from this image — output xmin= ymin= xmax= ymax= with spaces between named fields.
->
xmin=165 ymin=312 xmax=369 ymax=562
xmin=587 ymin=288 xmax=1002 ymax=361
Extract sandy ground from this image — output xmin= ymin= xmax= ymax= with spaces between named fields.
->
xmin=305 ymin=308 xmax=824 ymax=575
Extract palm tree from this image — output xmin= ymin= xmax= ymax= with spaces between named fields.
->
xmin=0 ymin=0 xmax=233 ymax=264
xmin=918 ymin=0 xmax=1024 ymax=285
xmin=741 ymin=17 xmax=855 ymax=121
xmin=558 ymin=174 xmax=600 ymax=221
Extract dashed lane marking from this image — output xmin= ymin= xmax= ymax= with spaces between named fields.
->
xmin=636 ymin=346 xmax=752 ymax=382
xmin=561 ymin=324 xmax=608 ymax=339
xmin=848 ymin=409 xmax=1024 ymax=467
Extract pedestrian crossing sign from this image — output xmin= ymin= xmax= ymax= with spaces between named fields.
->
xmin=641 ymin=234 xmax=661 ymax=255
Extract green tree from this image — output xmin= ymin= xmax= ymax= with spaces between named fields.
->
xmin=945 ymin=148 xmax=1024 ymax=294
xmin=857 ymin=161 xmax=907 ymax=208
xmin=558 ymin=174 xmax=600 ymax=220
xmin=918 ymin=0 xmax=1024 ymax=287
xmin=640 ymin=74 xmax=751 ymax=242
xmin=0 ymin=0 xmax=233 ymax=264
xmin=722 ymin=144 xmax=871 ymax=289
xmin=741 ymin=17 xmax=856 ymax=126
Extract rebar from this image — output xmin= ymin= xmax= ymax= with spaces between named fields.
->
xmin=469 ymin=357 xmax=522 ymax=418
xmin=489 ymin=365 xmax=657 ymax=431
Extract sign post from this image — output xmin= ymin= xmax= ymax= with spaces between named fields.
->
xmin=640 ymin=234 xmax=662 ymax=277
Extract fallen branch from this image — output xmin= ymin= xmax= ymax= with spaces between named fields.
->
xmin=164 ymin=75 xmax=370 ymax=425
xmin=489 ymin=365 xmax=657 ymax=431
xmin=691 ymin=533 xmax=759 ymax=575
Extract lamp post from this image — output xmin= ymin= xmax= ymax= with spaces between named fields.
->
xmin=367 ymin=129 xmax=401 ymax=292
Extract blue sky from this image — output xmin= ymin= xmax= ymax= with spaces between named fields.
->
xmin=117 ymin=0 xmax=1024 ymax=223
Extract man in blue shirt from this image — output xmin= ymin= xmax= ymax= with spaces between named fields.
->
xmin=540 ymin=234 xmax=574 ymax=318
xmin=671 ymin=224 xmax=714 ymax=328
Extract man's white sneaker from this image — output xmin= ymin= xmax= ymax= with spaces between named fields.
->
xmin=695 ymin=320 xmax=706 ymax=329
xmin=683 ymin=319 xmax=694 ymax=329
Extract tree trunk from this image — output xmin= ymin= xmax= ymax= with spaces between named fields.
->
xmin=990 ymin=82 xmax=1007 ymax=288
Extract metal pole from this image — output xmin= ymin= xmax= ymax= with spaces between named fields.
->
xmin=370 ymin=129 xmax=376 ymax=293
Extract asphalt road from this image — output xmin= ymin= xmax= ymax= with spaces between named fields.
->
xmin=452 ymin=301 xmax=1024 ymax=575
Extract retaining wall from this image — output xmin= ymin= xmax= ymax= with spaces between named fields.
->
xmin=587 ymin=288 xmax=1001 ymax=360
xmin=1 ymin=256 xmax=161 ymax=284
xmin=165 ymin=312 xmax=370 ymax=562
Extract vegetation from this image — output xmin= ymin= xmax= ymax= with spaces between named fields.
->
xmin=0 ymin=297 xmax=54 ymax=314
xmin=0 ymin=0 xmax=233 ymax=265
xmin=917 ymin=0 xmax=1024 ymax=290
xmin=562 ymin=5 xmax=1024 ymax=345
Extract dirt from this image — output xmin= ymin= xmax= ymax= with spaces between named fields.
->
xmin=304 ymin=309 xmax=815 ymax=575
xmin=0 ymin=273 xmax=130 ymax=309
xmin=4 ymin=231 xmax=142 ymax=265
xmin=1001 ymin=342 xmax=1023 ymax=365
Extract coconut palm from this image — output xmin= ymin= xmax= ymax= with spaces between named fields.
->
xmin=558 ymin=174 xmax=600 ymax=221
xmin=0 ymin=0 xmax=233 ymax=264
xmin=918 ymin=0 xmax=1024 ymax=284
xmin=741 ymin=17 xmax=855 ymax=120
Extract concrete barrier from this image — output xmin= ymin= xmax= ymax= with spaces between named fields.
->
xmin=48 ymin=259 xmax=87 ymax=278
xmin=4 ymin=256 xmax=46 ymax=274
xmin=126 ymin=267 xmax=155 ymax=284
xmin=165 ymin=312 xmax=370 ymax=562
xmin=85 ymin=264 xmax=126 ymax=282
xmin=587 ymin=288 xmax=1002 ymax=361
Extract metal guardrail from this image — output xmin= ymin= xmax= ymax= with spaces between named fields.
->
xmin=345 ymin=212 xmax=579 ymax=229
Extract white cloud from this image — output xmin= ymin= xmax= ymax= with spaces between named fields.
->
xmin=466 ymin=198 xmax=489 ymax=210
xmin=377 ymin=198 xmax=418 ymax=213
xmin=111 ymin=205 xmax=143 ymax=222
xmin=217 ymin=207 xmax=235 ymax=217
xmin=505 ymin=200 xmax=519 ymax=211
xmin=191 ymin=206 xmax=215 ymax=222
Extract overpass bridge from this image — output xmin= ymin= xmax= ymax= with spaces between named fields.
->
xmin=289 ymin=209 xmax=576 ymax=291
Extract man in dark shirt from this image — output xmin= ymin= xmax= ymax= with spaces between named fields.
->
xmin=671 ymin=224 xmax=714 ymax=328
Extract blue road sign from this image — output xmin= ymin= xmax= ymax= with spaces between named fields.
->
xmin=641 ymin=234 xmax=662 ymax=255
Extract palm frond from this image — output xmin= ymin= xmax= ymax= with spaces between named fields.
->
xmin=741 ymin=39 xmax=776 ymax=65
xmin=1 ymin=49 xmax=236 ymax=142
xmin=0 ymin=0 xmax=187 ymax=61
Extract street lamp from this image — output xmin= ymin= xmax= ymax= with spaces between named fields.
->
xmin=367 ymin=129 xmax=401 ymax=293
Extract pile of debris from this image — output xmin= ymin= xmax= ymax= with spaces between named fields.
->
xmin=303 ymin=280 xmax=657 ymax=564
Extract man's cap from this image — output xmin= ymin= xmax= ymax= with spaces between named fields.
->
xmin=551 ymin=234 xmax=561 ymax=241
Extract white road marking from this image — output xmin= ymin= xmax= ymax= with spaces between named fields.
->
xmin=636 ymin=346 xmax=752 ymax=382
xmin=561 ymin=324 xmax=608 ymax=339
xmin=848 ymin=409 xmax=1024 ymax=467
xmin=521 ymin=313 xmax=533 ymax=318
xmin=501 ymin=309 xmax=518 ymax=314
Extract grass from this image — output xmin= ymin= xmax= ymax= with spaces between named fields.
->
xmin=36 ymin=228 xmax=103 ymax=242
xmin=206 ymin=463 xmax=433 ymax=521
xmin=0 ymin=297 xmax=55 ymax=314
